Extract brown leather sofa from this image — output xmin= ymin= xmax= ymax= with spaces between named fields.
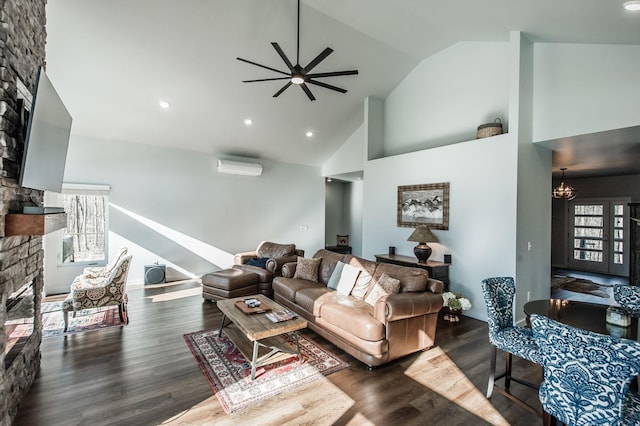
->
xmin=272 ymin=249 xmax=444 ymax=368
xmin=234 ymin=241 xmax=304 ymax=297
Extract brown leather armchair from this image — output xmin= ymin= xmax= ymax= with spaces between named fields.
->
xmin=233 ymin=241 xmax=304 ymax=297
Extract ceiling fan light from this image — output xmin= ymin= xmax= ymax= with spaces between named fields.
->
xmin=291 ymin=75 xmax=305 ymax=85
xmin=624 ymin=1 xmax=640 ymax=11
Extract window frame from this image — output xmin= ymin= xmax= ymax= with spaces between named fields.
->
xmin=59 ymin=183 xmax=110 ymax=268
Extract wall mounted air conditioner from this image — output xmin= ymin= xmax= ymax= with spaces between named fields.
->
xmin=217 ymin=159 xmax=263 ymax=176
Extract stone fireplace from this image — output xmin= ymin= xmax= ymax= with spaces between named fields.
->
xmin=0 ymin=0 xmax=47 ymax=424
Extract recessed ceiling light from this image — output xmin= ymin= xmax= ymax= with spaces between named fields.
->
xmin=305 ymin=131 xmax=313 ymax=138
xmin=244 ymin=118 xmax=253 ymax=125
xmin=624 ymin=1 xmax=640 ymax=11
xmin=159 ymin=100 xmax=170 ymax=109
xmin=326 ymin=178 xmax=332 ymax=182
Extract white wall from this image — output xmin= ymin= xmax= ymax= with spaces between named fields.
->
xmin=533 ymin=44 xmax=640 ymax=142
xmin=384 ymin=41 xmax=510 ymax=156
xmin=363 ymin=135 xmax=518 ymax=321
xmin=44 ymin=135 xmax=325 ymax=294
xmin=512 ymin=33 xmax=553 ymax=313
xmin=348 ymin=180 xmax=364 ymax=257
xmin=322 ymin=124 xmax=364 ymax=177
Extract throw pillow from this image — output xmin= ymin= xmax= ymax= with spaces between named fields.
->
xmin=350 ymin=269 xmax=373 ymax=299
xmin=365 ymin=273 xmax=401 ymax=307
xmin=378 ymin=273 xmax=402 ymax=293
xmin=327 ymin=261 xmax=346 ymax=290
xmin=246 ymin=257 xmax=269 ymax=269
xmin=336 ymin=264 xmax=361 ymax=296
xmin=293 ymin=257 xmax=320 ymax=282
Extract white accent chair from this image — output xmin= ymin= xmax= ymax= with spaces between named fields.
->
xmin=61 ymin=254 xmax=132 ymax=332
xmin=81 ymin=247 xmax=128 ymax=279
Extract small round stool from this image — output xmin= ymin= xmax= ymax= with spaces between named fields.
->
xmin=201 ymin=268 xmax=259 ymax=301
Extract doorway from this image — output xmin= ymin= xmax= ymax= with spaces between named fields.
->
xmin=567 ymin=199 xmax=629 ymax=276
xmin=324 ymin=177 xmax=363 ymax=257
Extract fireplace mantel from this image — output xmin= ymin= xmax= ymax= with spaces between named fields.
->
xmin=4 ymin=213 xmax=67 ymax=236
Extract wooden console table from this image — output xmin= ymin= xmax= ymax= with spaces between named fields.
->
xmin=325 ymin=245 xmax=352 ymax=254
xmin=374 ymin=254 xmax=450 ymax=292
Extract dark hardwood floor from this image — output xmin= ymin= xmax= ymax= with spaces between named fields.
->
xmin=14 ymin=281 xmax=542 ymax=425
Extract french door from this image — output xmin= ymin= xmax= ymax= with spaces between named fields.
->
xmin=567 ymin=199 xmax=629 ymax=276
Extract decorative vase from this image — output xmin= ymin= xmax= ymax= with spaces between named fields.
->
xmin=443 ymin=307 xmax=462 ymax=323
xmin=413 ymin=243 xmax=432 ymax=263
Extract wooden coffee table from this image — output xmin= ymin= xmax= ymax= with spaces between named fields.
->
xmin=216 ymin=294 xmax=308 ymax=380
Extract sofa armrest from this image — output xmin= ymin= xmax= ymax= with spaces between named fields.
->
xmin=234 ymin=251 xmax=258 ymax=265
xmin=427 ymin=278 xmax=444 ymax=294
xmin=281 ymin=262 xmax=298 ymax=278
xmin=266 ymin=254 xmax=300 ymax=275
xmin=374 ymin=292 xmax=443 ymax=322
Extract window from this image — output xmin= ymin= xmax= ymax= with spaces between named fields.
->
xmin=61 ymin=184 xmax=110 ymax=264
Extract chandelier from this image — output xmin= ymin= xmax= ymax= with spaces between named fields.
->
xmin=552 ymin=168 xmax=577 ymax=200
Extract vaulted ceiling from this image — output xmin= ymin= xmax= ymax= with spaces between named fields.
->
xmin=46 ymin=0 xmax=640 ymax=176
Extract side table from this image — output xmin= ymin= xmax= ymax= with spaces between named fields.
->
xmin=325 ymin=245 xmax=352 ymax=254
xmin=374 ymin=254 xmax=450 ymax=292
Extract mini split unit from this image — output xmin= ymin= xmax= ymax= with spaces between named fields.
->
xmin=217 ymin=159 xmax=263 ymax=176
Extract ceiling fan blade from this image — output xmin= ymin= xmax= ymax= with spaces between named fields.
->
xmin=236 ymin=57 xmax=290 ymax=76
xmin=306 ymin=70 xmax=359 ymax=79
xmin=300 ymin=83 xmax=316 ymax=101
xmin=273 ymin=81 xmax=293 ymax=97
xmin=271 ymin=42 xmax=295 ymax=71
xmin=242 ymin=77 xmax=292 ymax=83
xmin=307 ymin=79 xmax=347 ymax=94
xmin=303 ymin=47 xmax=333 ymax=73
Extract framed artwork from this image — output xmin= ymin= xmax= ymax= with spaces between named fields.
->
xmin=397 ymin=182 xmax=450 ymax=230
xmin=336 ymin=234 xmax=349 ymax=246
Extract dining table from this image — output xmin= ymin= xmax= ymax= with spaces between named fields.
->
xmin=524 ymin=298 xmax=639 ymax=340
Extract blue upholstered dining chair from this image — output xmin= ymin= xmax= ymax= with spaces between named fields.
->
xmin=481 ymin=277 xmax=541 ymax=412
xmin=614 ymin=285 xmax=640 ymax=316
xmin=530 ymin=314 xmax=640 ymax=426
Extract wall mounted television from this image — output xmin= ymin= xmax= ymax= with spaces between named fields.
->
xmin=19 ymin=66 xmax=72 ymax=194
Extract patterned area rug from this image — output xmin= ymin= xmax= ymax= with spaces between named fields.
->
xmin=184 ymin=329 xmax=349 ymax=413
xmin=41 ymin=301 xmax=125 ymax=338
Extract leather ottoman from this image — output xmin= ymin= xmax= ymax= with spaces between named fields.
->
xmin=201 ymin=268 xmax=259 ymax=301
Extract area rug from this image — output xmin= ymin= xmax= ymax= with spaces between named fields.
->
xmin=551 ymin=275 xmax=612 ymax=299
xmin=40 ymin=301 xmax=125 ymax=338
xmin=184 ymin=329 xmax=349 ymax=413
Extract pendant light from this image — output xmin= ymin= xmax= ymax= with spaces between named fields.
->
xmin=552 ymin=168 xmax=577 ymax=200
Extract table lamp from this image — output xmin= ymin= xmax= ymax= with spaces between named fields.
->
xmin=407 ymin=225 xmax=438 ymax=263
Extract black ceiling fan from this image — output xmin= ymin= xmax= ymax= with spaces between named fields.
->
xmin=236 ymin=0 xmax=358 ymax=101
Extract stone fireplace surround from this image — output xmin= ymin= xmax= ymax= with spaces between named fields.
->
xmin=0 ymin=1 xmax=48 ymax=424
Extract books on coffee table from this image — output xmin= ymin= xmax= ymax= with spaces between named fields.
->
xmin=265 ymin=310 xmax=298 ymax=323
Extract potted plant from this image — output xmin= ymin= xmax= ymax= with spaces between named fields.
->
xmin=441 ymin=291 xmax=472 ymax=322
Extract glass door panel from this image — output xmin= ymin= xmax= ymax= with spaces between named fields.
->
xmin=569 ymin=202 xmax=608 ymax=273
xmin=610 ymin=203 xmax=627 ymax=276
xmin=568 ymin=200 xmax=629 ymax=276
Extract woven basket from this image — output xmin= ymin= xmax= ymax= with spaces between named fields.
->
xmin=476 ymin=118 xmax=503 ymax=139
